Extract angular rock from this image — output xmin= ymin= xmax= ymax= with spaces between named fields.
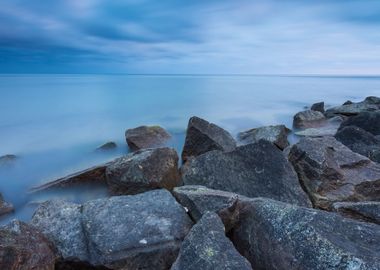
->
xmin=181 ymin=116 xmax=236 ymax=162
xmin=293 ymin=110 xmax=326 ymax=129
xmin=237 ymin=125 xmax=290 ymax=150
xmin=311 ymin=101 xmax=325 ymax=113
xmin=289 ymin=136 xmax=380 ymax=209
xmin=0 ymin=193 xmax=14 ymax=217
xmin=332 ymin=201 xmax=380 ymax=225
xmin=0 ymin=220 xmax=57 ymax=270
xmin=171 ymin=212 xmax=252 ymax=270
xmin=96 ymin=141 xmax=117 ymax=151
xmin=182 ymin=140 xmax=311 ymax=207
xmin=229 ymin=198 xmax=380 ymax=270
xmin=335 ymin=126 xmax=380 ymax=163
xmin=325 ymin=96 xmax=380 ymax=117
xmin=295 ymin=116 xmax=343 ymax=137
xmin=106 ymin=147 xmax=181 ymax=195
xmin=125 ymin=125 xmax=171 ymax=151
xmin=339 ymin=111 xmax=380 ymax=136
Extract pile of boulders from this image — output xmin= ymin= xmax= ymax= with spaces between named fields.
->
xmin=1 ymin=96 xmax=380 ymax=269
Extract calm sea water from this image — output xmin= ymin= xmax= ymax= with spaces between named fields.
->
xmin=1 ymin=74 xmax=380 ymax=223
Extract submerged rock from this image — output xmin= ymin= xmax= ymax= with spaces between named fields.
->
xmin=332 ymin=201 xmax=380 ymax=225
xmin=106 ymin=147 xmax=181 ymax=195
xmin=125 ymin=125 xmax=171 ymax=151
xmin=0 ymin=220 xmax=57 ymax=270
xmin=96 ymin=142 xmax=117 ymax=151
xmin=182 ymin=140 xmax=311 ymax=207
xmin=171 ymin=212 xmax=252 ymax=270
xmin=0 ymin=154 xmax=17 ymax=166
xmin=237 ymin=125 xmax=290 ymax=150
xmin=181 ymin=116 xmax=236 ymax=162
xmin=325 ymin=96 xmax=380 ymax=117
xmin=311 ymin=101 xmax=325 ymax=113
xmin=339 ymin=111 xmax=380 ymax=136
xmin=0 ymin=193 xmax=14 ymax=217
xmin=293 ymin=110 xmax=326 ymax=129
xmin=289 ymin=136 xmax=380 ymax=209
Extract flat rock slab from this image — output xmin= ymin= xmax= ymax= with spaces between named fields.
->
xmin=0 ymin=193 xmax=14 ymax=217
xmin=171 ymin=212 xmax=252 ymax=270
xmin=125 ymin=125 xmax=171 ymax=151
xmin=181 ymin=116 xmax=236 ymax=162
xmin=229 ymin=198 xmax=380 ymax=270
xmin=182 ymin=140 xmax=311 ymax=207
xmin=289 ymin=136 xmax=380 ymax=209
xmin=339 ymin=111 xmax=380 ymax=136
xmin=325 ymin=96 xmax=380 ymax=117
xmin=332 ymin=201 xmax=380 ymax=225
xmin=293 ymin=110 xmax=326 ymax=129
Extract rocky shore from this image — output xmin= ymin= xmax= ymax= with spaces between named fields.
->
xmin=1 ymin=96 xmax=380 ymax=269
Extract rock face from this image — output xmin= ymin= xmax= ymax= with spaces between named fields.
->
xmin=295 ymin=116 xmax=343 ymax=137
xmin=0 ymin=193 xmax=14 ymax=217
xmin=125 ymin=125 xmax=171 ymax=151
xmin=289 ymin=136 xmax=380 ymax=209
xmin=171 ymin=212 xmax=252 ymax=270
xmin=311 ymin=101 xmax=325 ymax=113
xmin=339 ymin=111 xmax=380 ymax=136
xmin=96 ymin=142 xmax=117 ymax=151
xmin=181 ymin=116 xmax=236 ymax=162
xmin=293 ymin=110 xmax=326 ymax=129
xmin=332 ymin=201 xmax=380 ymax=225
xmin=229 ymin=198 xmax=380 ymax=270
xmin=237 ymin=125 xmax=290 ymax=150
xmin=0 ymin=220 xmax=57 ymax=270
xmin=182 ymin=140 xmax=311 ymax=207
xmin=335 ymin=126 xmax=380 ymax=163
xmin=106 ymin=147 xmax=181 ymax=195
xmin=325 ymin=96 xmax=380 ymax=117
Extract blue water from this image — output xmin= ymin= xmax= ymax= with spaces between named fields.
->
xmin=1 ymin=74 xmax=380 ymax=223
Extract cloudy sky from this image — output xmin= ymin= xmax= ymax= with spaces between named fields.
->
xmin=0 ymin=0 xmax=379 ymax=74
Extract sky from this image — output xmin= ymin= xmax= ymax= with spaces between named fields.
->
xmin=0 ymin=0 xmax=379 ymax=75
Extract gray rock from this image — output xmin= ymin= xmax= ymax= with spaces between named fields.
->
xmin=325 ymin=96 xmax=380 ymax=117
xmin=295 ymin=116 xmax=343 ymax=137
xmin=332 ymin=201 xmax=380 ymax=225
xmin=125 ymin=125 xmax=171 ymax=151
xmin=0 ymin=154 xmax=17 ymax=166
xmin=0 ymin=193 xmax=14 ymax=217
xmin=181 ymin=116 xmax=236 ymax=162
xmin=106 ymin=147 xmax=181 ymax=195
xmin=237 ymin=125 xmax=290 ymax=150
xmin=171 ymin=212 xmax=252 ymax=270
xmin=293 ymin=110 xmax=326 ymax=129
xmin=182 ymin=140 xmax=311 ymax=207
xmin=96 ymin=142 xmax=117 ymax=151
xmin=229 ymin=197 xmax=380 ymax=270
xmin=339 ymin=111 xmax=380 ymax=136
xmin=311 ymin=101 xmax=325 ymax=113
xmin=289 ymin=136 xmax=380 ymax=209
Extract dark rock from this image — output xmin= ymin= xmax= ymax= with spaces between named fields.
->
xmin=0 ymin=220 xmax=57 ymax=270
xmin=55 ymin=260 xmax=111 ymax=270
xmin=0 ymin=193 xmax=14 ymax=217
xmin=125 ymin=125 xmax=171 ymax=151
xmin=229 ymin=197 xmax=380 ymax=270
xmin=171 ymin=212 xmax=252 ymax=270
xmin=335 ymin=126 xmax=380 ymax=163
xmin=237 ymin=125 xmax=290 ymax=150
xmin=293 ymin=110 xmax=326 ymax=129
xmin=96 ymin=142 xmax=117 ymax=151
xmin=182 ymin=140 xmax=311 ymax=207
xmin=311 ymin=101 xmax=325 ymax=113
xmin=339 ymin=111 xmax=380 ymax=136
xmin=332 ymin=201 xmax=380 ymax=225
xmin=0 ymin=154 xmax=17 ymax=166
xmin=295 ymin=116 xmax=343 ymax=137
xmin=181 ymin=116 xmax=236 ymax=162
xmin=106 ymin=147 xmax=181 ymax=195
xmin=289 ymin=136 xmax=380 ymax=209
xmin=325 ymin=96 xmax=380 ymax=117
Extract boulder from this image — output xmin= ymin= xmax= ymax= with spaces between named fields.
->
xmin=293 ymin=110 xmax=326 ymax=129
xmin=295 ymin=116 xmax=343 ymax=137
xmin=339 ymin=111 xmax=380 ymax=136
xmin=289 ymin=136 xmax=380 ymax=209
xmin=106 ymin=147 xmax=181 ymax=195
xmin=182 ymin=140 xmax=311 ymax=207
xmin=0 ymin=193 xmax=14 ymax=217
xmin=335 ymin=126 xmax=380 ymax=163
xmin=0 ymin=220 xmax=57 ymax=270
xmin=229 ymin=198 xmax=380 ymax=270
xmin=0 ymin=154 xmax=17 ymax=166
xmin=311 ymin=101 xmax=325 ymax=113
xmin=237 ymin=125 xmax=290 ymax=150
xmin=125 ymin=125 xmax=171 ymax=151
xmin=96 ymin=142 xmax=117 ymax=151
xmin=332 ymin=201 xmax=380 ymax=225
xmin=181 ymin=116 xmax=236 ymax=162
xmin=325 ymin=96 xmax=380 ymax=117
xmin=171 ymin=212 xmax=252 ymax=270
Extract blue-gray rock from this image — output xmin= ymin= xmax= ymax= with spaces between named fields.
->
xmin=295 ymin=116 xmax=343 ymax=137
xmin=0 ymin=193 xmax=14 ymax=217
xmin=332 ymin=201 xmax=380 ymax=225
xmin=339 ymin=111 xmax=380 ymax=136
xmin=125 ymin=125 xmax=171 ymax=151
xmin=0 ymin=154 xmax=17 ymax=166
xmin=311 ymin=101 xmax=325 ymax=113
xmin=237 ymin=125 xmax=290 ymax=150
xmin=96 ymin=142 xmax=117 ymax=151
xmin=293 ymin=110 xmax=326 ymax=129
xmin=325 ymin=96 xmax=380 ymax=117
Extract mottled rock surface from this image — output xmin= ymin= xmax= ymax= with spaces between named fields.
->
xmin=0 ymin=193 xmax=14 ymax=217
xmin=325 ymin=96 xmax=380 ymax=117
xmin=311 ymin=101 xmax=325 ymax=113
xmin=339 ymin=111 xmax=380 ymax=136
xmin=293 ymin=110 xmax=326 ymax=129
xmin=125 ymin=125 xmax=171 ymax=151
xmin=332 ymin=201 xmax=380 ymax=225
xmin=295 ymin=116 xmax=343 ymax=137
xmin=237 ymin=125 xmax=290 ymax=149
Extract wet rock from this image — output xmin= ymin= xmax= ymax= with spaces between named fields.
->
xmin=182 ymin=140 xmax=311 ymax=207
xmin=106 ymin=147 xmax=181 ymax=195
xmin=0 ymin=220 xmax=57 ymax=270
xmin=171 ymin=212 xmax=252 ymax=270
xmin=0 ymin=154 xmax=17 ymax=166
xmin=229 ymin=198 xmax=380 ymax=270
xmin=332 ymin=201 xmax=380 ymax=225
xmin=339 ymin=111 xmax=380 ymax=136
xmin=289 ymin=136 xmax=380 ymax=209
xmin=0 ymin=193 xmax=14 ymax=217
xmin=237 ymin=125 xmax=290 ymax=150
xmin=293 ymin=110 xmax=326 ymax=129
xmin=125 ymin=125 xmax=171 ymax=151
xmin=335 ymin=126 xmax=380 ymax=163
xmin=96 ymin=142 xmax=117 ymax=151
xmin=181 ymin=116 xmax=236 ymax=162
xmin=311 ymin=101 xmax=325 ymax=113
xmin=295 ymin=116 xmax=343 ymax=137
xmin=325 ymin=96 xmax=380 ymax=117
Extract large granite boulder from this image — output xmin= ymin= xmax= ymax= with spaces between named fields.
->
xmin=0 ymin=220 xmax=57 ymax=270
xmin=181 ymin=116 xmax=236 ymax=162
xmin=293 ymin=110 xmax=326 ymax=129
xmin=332 ymin=201 xmax=380 ymax=225
xmin=339 ymin=111 xmax=380 ymax=136
xmin=182 ymin=140 xmax=311 ymax=207
xmin=289 ymin=136 xmax=380 ymax=209
xmin=325 ymin=96 xmax=380 ymax=117
xmin=106 ymin=147 xmax=181 ymax=195
xmin=0 ymin=193 xmax=14 ymax=217
xmin=125 ymin=125 xmax=171 ymax=151
xmin=229 ymin=198 xmax=380 ymax=270
xmin=335 ymin=126 xmax=380 ymax=163
xmin=171 ymin=212 xmax=252 ymax=270
xmin=237 ymin=125 xmax=290 ymax=150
